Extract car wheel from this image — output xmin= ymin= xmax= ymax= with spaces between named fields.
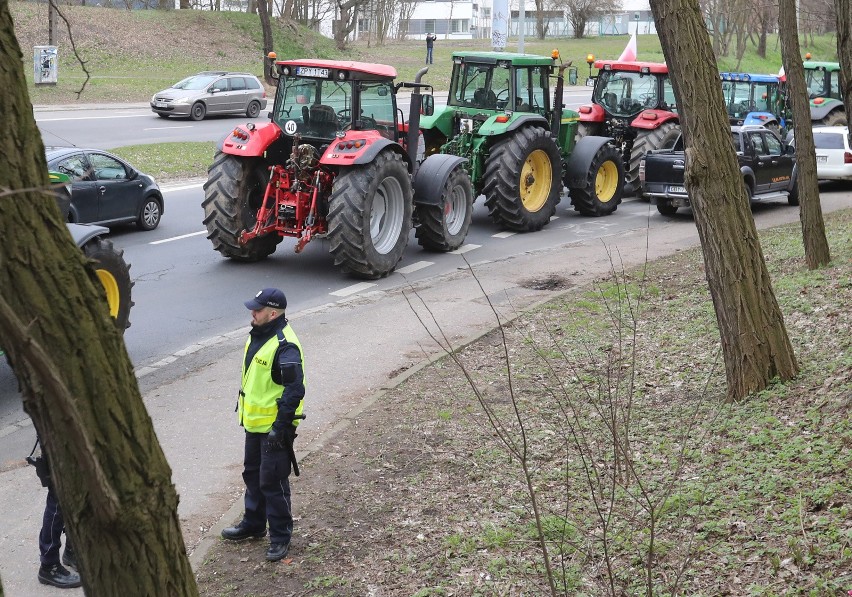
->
xmin=138 ymin=197 xmax=162 ymax=230
xmin=190 ymin=102 xmax=207 ymax=121
xmin=246 ymin=101 xmax=261 ymax=118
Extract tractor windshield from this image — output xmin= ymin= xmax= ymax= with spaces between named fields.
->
xmin=805 ymin=68 xmax=841 ymax=100
xmin=722 ymin=80 xmax=779 ymax=118
xmin=594 ymin=70 xmax=669 ymax=117
xmin=272 ymin=76 xmax=396 ymax=141
xmin=448 ymin=62 xmax=511 ymax=110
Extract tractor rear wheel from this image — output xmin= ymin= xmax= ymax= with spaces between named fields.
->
xmin=415 ymin=166 xmax=474 ymax=252
xmin=821 ymin=111 xmax=847 ymax=126
xmin=483 ymin=126 xmax=561 ymax=232
xmin=628 ymin=121 xmax=680 ymax=194
xmin=202 ymin=152 xmax=280 ymax=262
xmin=567 ymin=143 xmax=624 ymax=217
xmin=82 ymin=236 xmax=133 ymax=331
xmin=327 ymin=151 xmax=412 ymax=279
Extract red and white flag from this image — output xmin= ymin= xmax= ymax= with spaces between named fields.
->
xmin=618 ymin=32 xmax=638 ymax=62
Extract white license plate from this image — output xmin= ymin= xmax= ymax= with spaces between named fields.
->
xmin=668 ymin=185 xmax=687 ymax=194
xmin=817 ymin=155 xmax=827 ymax=163
xmin=296 ymin=67 xmax=329 ymax=78
xmin=155 ymin=101 xmax=167 ymax=108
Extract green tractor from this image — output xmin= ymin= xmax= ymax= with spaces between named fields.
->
xmin=802 ymin=60 xmax=846 ymax=126
xmin=419 ymin=51 xmax=624 ymax=232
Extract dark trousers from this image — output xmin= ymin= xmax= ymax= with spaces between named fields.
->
xmin=426 ymin=47 xmax=434 ymax=64
xmin=39 ymin=486 xmax=66 ymax=566
xmin=241 ymin=431 xmax=293 ymax=544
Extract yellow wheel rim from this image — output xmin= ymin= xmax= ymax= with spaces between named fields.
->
xmin=595 ymin=160 xmax=619 ymax=203
xmin=520 ymin=149 xmax=553 ymax=212
xmin=96 ymin=268 xmax=121 ymax=319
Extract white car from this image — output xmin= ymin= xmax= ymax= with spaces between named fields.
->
xmin=810 ymin=126 xmax=852 ymax=181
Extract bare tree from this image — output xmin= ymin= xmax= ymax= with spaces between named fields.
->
xmin=0 ymin=0 xmax=198 ymax=593
xmin=395 ymin=0 xmax=418 ymax=39
xmin=779 ymin=0 xmax=831 ymax=269
xmin=648 ymin=0 xmax=799 ymax=400
xmin=556 ymin=0 xmax=619 ymax=38
xmin=333 ymin=0 xmax=367 ymax=49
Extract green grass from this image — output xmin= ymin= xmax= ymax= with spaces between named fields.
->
xmin=109 ymin=142 xmax=218 ymax=181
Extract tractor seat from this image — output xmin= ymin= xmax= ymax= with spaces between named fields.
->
xmin=307 ymin=104 xmax=338 ymax=137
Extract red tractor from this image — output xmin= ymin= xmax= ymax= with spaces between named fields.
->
xmin=202 ymin=58 xmax=474 ymax=279
xmin=578 ymin=59 xmax=680 ymax=194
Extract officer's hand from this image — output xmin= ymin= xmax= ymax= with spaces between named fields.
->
xmin=266 ymin=427 xmax=288 ymax=452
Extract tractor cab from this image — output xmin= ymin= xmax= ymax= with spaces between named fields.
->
xmin=584 ymin=60 xmax=677 ymax=120
xmin=445 ymin=52 xmax=555 ymax=118
xmin=720 ymin=72 xmax=787 ymax=131
xmin=270 ymin=60 xmax=401 ymax=144
xmin=799 ymin=60 xmax=846 ymax=125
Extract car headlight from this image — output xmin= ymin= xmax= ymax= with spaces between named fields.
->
xmin=172 ymin=96 xmax=191 ymax=104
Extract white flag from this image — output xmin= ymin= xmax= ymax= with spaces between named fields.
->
xmin=618 ymin=32 xmax=638 ymax=62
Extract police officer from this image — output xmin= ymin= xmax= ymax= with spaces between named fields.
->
xmin=221 ymin=288 xmax=305 ymax=562
xmin=29 ymin=441 xmax=81 ymax=589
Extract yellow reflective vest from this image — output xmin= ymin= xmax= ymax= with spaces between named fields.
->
xmin=239 ymin=326 xmax=304 ymax=433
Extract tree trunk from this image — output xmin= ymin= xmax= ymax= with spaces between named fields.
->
xmin=0 ymin=2 xmax=197 ymax=595
xmin=257 ymin=0 xmax=275 ymax=85
xmin=779 ymin=0 xmax=831 ymax=269
xmin=837 ymin=0 xmax=852 ymax=149
xmin=648 ymin=0 xmax=799 ymax=401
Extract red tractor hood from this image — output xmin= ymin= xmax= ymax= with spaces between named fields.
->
xmin=219 ymin=121 xmax=283 ymax=157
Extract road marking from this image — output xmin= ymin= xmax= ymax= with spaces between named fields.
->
xmin=396 ymin=261 xmax=433 ymax=274
xmin=145 ymin=126 xmax=193 ymax=131
xmin=492 ymin=231 xmax=516 ymax=238
xmin=36 ymin=114 xmax=152 ymax=122
xmin=451 ymin=244 xmax=481 ymax=254
xmin=550 ymin=215 xmax=559 ymax=220
xmin=330 ymin=282 xmax=376 ymax=297
xmin=162 ymin=183 xmax=204 ymax=192
xmin=150 ymin=230 xmax=207 ymax=244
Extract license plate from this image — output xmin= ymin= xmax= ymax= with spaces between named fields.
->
xmin=155 ymin=101 xmax=167 ymax=108
xmin=296 ymin=67 xmax=330 ymax=78
xmin=817 ymin=155 xmax=827 ymax=163
xmin=668 ymin=185 xmax=687 ymax=194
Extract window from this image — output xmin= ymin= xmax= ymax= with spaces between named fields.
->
xmin=813 ymin=132 xmax=845 ymax=150
xmin=89 ymin=153 xmax=128 ymax=181
xmin=425 ymin=19 xmax=436 ymax=33
xmin=229 ymin=77 xmax=247 ymax=91
xmin=212 ymin=78 xmax=230 ymax=92
xmin=763 ymin=133 xmax=782 ymax=156
xmin=749 ymin=132 xmax=767 ymax=155
xmin=54 ymin=154 xmax=90 ymax=180
xmin=245 ymin=77 xmax=260 ymax=89
xmin=451 ymin=19 xmax=468 ymax=33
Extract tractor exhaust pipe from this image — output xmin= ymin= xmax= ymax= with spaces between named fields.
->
xmin=405 ymin=67 xmax=430 ymax=169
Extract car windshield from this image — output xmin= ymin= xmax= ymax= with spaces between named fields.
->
xmin=172 ymin=75 xmax=219 ymax=90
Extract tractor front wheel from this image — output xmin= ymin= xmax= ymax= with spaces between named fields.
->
xmin=328 ymin=151 xmax=412 ymax=279
xmin=81 ymin=236 xmax=134 ymax=331
xmin=628 ymin=121 xmax=680 ymax=195
xmin=202 ymin=152 xmax=280 ymax=262
xmin=415 ymin=166 xmax=474 ymax=252
xmin=483 ymin=126 xmax=561 ymax=232
xmin=567 ymin=143 xmax=624 ymax=217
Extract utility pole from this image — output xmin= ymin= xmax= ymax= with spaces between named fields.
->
xmin=518 ymin=0 xmax=525 ymax=53
xmin=48 ymin=1 xmax=57 ymax=45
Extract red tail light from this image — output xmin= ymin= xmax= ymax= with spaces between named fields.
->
xmin=844 ymin=151 xmax=852 ymax=164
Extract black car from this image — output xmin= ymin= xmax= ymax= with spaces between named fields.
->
xmin=46 ymin=147 xmax=164 ymax=230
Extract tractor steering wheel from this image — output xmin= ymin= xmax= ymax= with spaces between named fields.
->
xmin=337 ymin=108 xmax=351 ymax=126
xmin=495 ymin=88 xmax=510 ymax=109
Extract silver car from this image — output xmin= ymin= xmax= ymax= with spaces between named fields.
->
xmin=151 ymin=71 xmax=267 ymax=121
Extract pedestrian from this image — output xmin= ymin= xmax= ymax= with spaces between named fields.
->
xmin=221 ymin=288 xmax=306 ymax=562
xmin=425 ymin=32 xmax=437 ymax=64
xmin=27 ymin=440 xmax=82 ymax=589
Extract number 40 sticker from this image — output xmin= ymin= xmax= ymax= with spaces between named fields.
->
xmin=284 ymin=120 xmax=298 ymax=135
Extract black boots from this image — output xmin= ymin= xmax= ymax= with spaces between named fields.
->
xmin=37 ymin=563 xmax=81 ymax=589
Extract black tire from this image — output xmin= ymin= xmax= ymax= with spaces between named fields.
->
xmin=628 ymin=121 xmax=680 ymax=192
xmin=157 ymin=113 xmax=170 ymax=119
xmin=482 ymin=126 xmax=561 ymax=232
xmin=788 ymin=169 xmax=800 ymax=206
xmin=202 ymin=152 xmax=280 ymax=261
xmin=567 ymin=143 xmax=624 ymax=217
xmin=81 ymin=236 xmax=133 ymax=331
xmin=327 ymin=151 xmax=412 ymax=279
xmin=137 ymin=196 xmax=162 ymax=231
xmin=246 ymin=101 xmax=261 ymax=118
xmin=414 ymin=166 xmax=474 ymax=252
xmin=190 ymin=102 xmax=207 ymax=121
xmin=656 ymin=201 xmax=678 ymax=216
xmin=821 ymin=111 xmax=847 ymax=126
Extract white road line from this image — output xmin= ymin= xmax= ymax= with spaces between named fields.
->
xmin=150 ymin=230 xmax=207 ymax=245
xmin=550 ymin=215 xmax=559 ymax=220
xmin=330 ymin=282 xmax=376 ymax=297
xmin=450 ymin=244 xmax=481 ymax=254
xmin=396 ymin=261 xmax=434 ymax=274
xmin=162 ymin=183 xmax=204 ymax=192
xmin=36 ymin=114 xmax=152 ymax=122
xmin=492 ymin=231 xmax=517 ymax=238
xmin=144 ymin=125 xmax=194 ymax=131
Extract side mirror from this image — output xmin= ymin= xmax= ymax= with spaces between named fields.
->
xmin=785 ymin=144 xmax=796 ymax=155
xmin=420 ymin=94 xmax=434 ymax=116
xmin=585 ymin=77 xmax=595 ymax=87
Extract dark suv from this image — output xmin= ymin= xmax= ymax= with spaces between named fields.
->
xmin=150 ymin=71 xmax=267 ymax=121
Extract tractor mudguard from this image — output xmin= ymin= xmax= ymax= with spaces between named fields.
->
xmin=66 ymin=223 xmax=110 ymax=247
xmin=564 ymin=136 xmax=614 ymax=190
xmin=321 ymin=135 xmax=413 ymax=171
xmin=578 ymin=103 xmax=606 ymax=123
xmin=218 ymin=121 xmax=283 ymax=156
xmin=631 ymin=110 xmax=679 ymax=130
xmin=809 ymin=98 xmax=843 ymax=121
xmin=477 ymin=113 xmax=549 ymax=137
xmin=743 ymin=112 xmax=778 ymax=127
xmin=412 ymin=154 xmax=468 ymax=206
